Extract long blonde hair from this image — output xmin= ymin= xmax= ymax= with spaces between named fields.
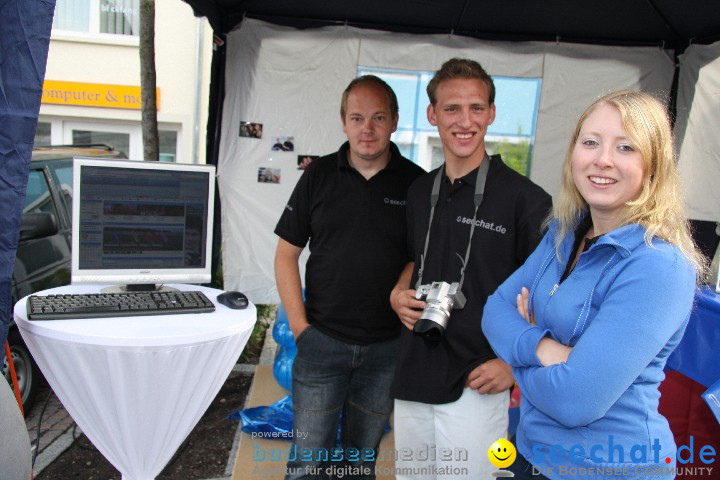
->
xmin=552 ymin=89 xmax=705 ymax=276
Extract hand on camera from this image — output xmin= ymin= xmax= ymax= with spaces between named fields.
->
xmin=390 ymin=287 xmax=425 ymax=330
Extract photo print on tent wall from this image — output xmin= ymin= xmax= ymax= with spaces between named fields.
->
xmin=240 ymin=121 xmax=263 ymax=138
xmin=258 ymin=167 xmax=281 ymax=184
xmin=297 ymin=155 xmax=318 ymax=170
xmin=271 ymin=136 xmax=294 ymax=152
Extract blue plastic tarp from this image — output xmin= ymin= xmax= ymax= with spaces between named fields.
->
xmin=0 ymin=0 xmax=55 ymax=347
xmin=702 ymin=377 xmax=720 ymax=424
xmin=665 ymin=286 xmax=720 ymax=388
xmin=230 ymin=394 xmax=295 ymax=436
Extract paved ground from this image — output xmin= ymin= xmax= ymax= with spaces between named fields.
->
xmin=24 ymin=381 xmax=77 ymax=474
xmin=23 ymin=320 xmax=278 ymax=479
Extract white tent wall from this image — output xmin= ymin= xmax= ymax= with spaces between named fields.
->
xmin=218 ymin=19 xmax=675 ymax=304
xmin=676 ymin=40 xmax=720 ymax=223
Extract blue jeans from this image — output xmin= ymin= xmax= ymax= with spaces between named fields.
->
xmin=285 ymin=326 xmax=398 ymax=480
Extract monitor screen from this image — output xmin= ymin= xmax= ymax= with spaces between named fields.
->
xmin=71 ymin=158 xmax=216 ymax=290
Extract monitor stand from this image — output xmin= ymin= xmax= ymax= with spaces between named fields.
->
xmin=100 ymin=284 xmax=180 ymax=293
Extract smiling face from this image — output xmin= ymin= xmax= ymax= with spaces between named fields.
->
xmin=571 ymin=103 xmax=647 ymax=232
xmin=487 ymin=438 xmax=517 ymax=469
xmin=342 ymin=82 xmax=398 ymax=166
xmin=427 ymin=78 xmax=496 ymax=167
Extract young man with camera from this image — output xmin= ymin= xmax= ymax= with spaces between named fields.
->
xmin=389 ymin=58 xmax=552 ymax=479
xmin=275 ymin=75 xmax=425 ymax=479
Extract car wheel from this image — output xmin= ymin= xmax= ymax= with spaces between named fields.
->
xmin=3 ymin=328 xmax=41 ymax=414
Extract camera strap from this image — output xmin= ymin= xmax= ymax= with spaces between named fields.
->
xmin=416 ymin=154 xmax=490 ymax=290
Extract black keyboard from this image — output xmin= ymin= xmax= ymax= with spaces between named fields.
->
xmin=27 ymin=291 xmax=216 ymax=320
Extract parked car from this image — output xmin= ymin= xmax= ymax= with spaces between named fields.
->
xmin=3 ymin=144 xmax=125 ymax=412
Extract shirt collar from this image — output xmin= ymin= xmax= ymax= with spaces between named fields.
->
xmin=563 ymin=213 xmax=646 ymax=259
xmin=442 ymin=154 xmax=495 ymax=187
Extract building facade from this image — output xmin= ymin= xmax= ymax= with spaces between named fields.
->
xmin=38 ymin=0 xmax=213 ymax=164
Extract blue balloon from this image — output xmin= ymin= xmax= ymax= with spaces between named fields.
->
xmin=271 ymin=294 xmax=305 ymax=390
xmin=273 ymin=314 xmax=295 ymax=347
xmin=273 ymin=347 xmax=295 ymax=391
xmin=275 ymin=302 xmax=289 ymax=325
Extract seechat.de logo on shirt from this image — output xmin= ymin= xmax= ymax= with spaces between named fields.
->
xmin=456 ymin=216 xmax=507 ymax=234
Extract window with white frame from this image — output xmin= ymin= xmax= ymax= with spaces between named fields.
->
xmin=35 ymin=119 xmax=180 ymax=162
xmin=62 ymin=121 xmax=181 ymax=161
xmin=357 ymin=67 xmax=542 ymax=176
xmin=53 ymin=0 xmax=140 ymax=36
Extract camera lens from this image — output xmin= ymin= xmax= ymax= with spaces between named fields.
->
xmin=413 ymin=317 xmax=445 ymax=339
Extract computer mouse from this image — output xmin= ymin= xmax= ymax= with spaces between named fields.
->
xmin=216 ymin=291 xmax=249 ymax=310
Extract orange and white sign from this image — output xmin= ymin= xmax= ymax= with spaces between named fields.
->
xmin=42 ymin=80 xmax=160 ymax=110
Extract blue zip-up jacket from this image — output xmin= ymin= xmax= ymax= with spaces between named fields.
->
xmin=483 ymin=220 xmax=696 ymax=479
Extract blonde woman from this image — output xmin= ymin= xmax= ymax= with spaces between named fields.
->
xmin=483 ymin=90 xmax=704 ymax=479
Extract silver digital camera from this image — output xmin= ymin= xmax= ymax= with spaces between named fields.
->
xmin=413 ymin=281 xmax=466 ymax=339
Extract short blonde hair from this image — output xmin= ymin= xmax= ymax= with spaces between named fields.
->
xmin=426 ymin=58 xmax=495 ymax=106
xmin=340 ymin=75 xmax=398 ymax=121
xmin=552 ymin=89 xmax=704 ymax=276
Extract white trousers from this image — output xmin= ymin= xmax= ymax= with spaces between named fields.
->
xmin=393 ymin=388 xmax=510 ymax=480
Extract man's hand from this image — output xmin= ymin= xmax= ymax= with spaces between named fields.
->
xmin=290 ymin=321 xmax=311 ymax=341
xmin=390 ymin=286 xmax=425 ymax=330
xmin=465 ymin=359 xmax=515 ymax=394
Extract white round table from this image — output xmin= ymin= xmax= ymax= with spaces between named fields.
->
xmin=14 ymin=284 xmax=256 ymax=480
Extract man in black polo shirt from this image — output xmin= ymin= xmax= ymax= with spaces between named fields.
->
xmin=274 ymin=75 xmax=425 ymax=479
xmin=390 ymin=59 xmax=552 ymax=479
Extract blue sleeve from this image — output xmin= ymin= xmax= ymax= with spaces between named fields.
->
xmin=483 ymin=231 xmax=556 ymax=368
xmin=513 ymin=246 xmax=697 ymax=428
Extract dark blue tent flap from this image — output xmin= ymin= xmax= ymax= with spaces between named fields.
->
xmin=0 ymin=0 xmax=56 ymax=346
xmin=665 ymin=286 xmax=720 ymax=388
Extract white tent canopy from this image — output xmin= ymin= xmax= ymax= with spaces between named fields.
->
xmin=217 ymin=19 xmax=717 ymax=303
xmin=676 ymin=41 xmax=720 ymax=222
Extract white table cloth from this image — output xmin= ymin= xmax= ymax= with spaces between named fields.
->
xmin=14 ymin=284 xmax=256 ymax=480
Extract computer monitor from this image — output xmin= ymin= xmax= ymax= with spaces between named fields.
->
xmin=71 ymin=158 xmax=216 ymax=292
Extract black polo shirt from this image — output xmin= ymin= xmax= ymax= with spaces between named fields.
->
xmin=275 ymin=142 xmax=425 ymax=344
xmin=391 ymin=155 xmax=552 ymax=404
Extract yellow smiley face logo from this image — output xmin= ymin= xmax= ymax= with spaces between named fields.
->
xmin=488 ymin=438 xmax=517 ymax=469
